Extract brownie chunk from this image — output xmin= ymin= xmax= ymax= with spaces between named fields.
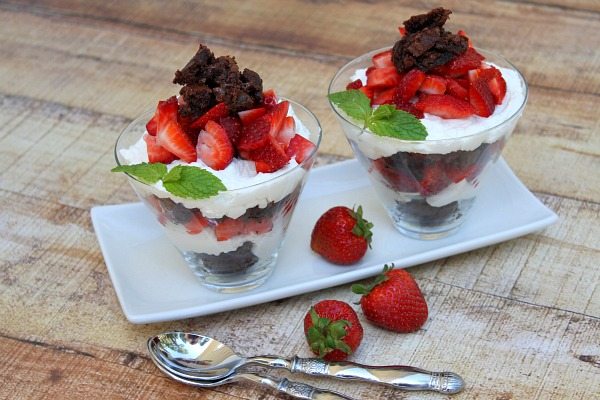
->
xmin=392 ymin=8 xmax=468 ymax=73
xmin=173 ymin=44 xmax=264 ymax=118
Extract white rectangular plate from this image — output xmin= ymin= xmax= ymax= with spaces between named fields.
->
xmin=92 ymin=158 xmax=557 ymax=324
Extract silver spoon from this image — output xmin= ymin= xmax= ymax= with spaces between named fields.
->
xmin=148 ymin=339 xmax=355 ymax=400
xmin=148 ymin=331 xmax=464 ymax=394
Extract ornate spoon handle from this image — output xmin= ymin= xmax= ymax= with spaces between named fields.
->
xmin=246 ymin=356 xmax=464 ymax=394
xmin=239 ymin=373 xmax=355 ymax=400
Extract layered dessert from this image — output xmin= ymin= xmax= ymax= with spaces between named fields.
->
xmin=113 ymin=44 xmax=319 ymax=291
xmin=328 ymin=8 xmax=527 ymax=238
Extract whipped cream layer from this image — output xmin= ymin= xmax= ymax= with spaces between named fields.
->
xmin=344 ymin=64 xmax=526 ymax=156
xmin=121 ymin=106 xmax=312 ymax=219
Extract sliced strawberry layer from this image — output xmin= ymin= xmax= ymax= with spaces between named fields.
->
xmin=394 ymin=101 xmax=424 ymax=119
xmin=238 ymin=107 xmax=267 ymax=126
xmin=372 ymin=49 xmax=394 ymax=68
xmin=432 ymin=47 xmax=485 ymax=77
xmin=146 ymin=109 xmax=159 ymax=136
xmin=218 ymin=115 xmax=243 ymax=146
xmin=469 ymin=78 xmax=495 ymax=117
xmin=372 ymin=158 xmax=419 ymax=192
xmin=419 ymin=75 xmax=447 ymax=95
xmin=445 ymin=164 xmax=478 ymax=183
xmin=359 ymin=86 xmax=374 ymax=101
xmin=346 ymin=79 xmax=363 ymax=90
xmin=248 ymin=136 xmax=290 ymax=173
xmin=197 ymin=120 xmax=234 ymax=170
xmin=287 ymin=134 xmax=316 ymax=163
xmin=366 ymin=66 xmax=402 ymax=89
xmin=372 ymin=87 xmax=396 ymax=106
xmin=267 ymin=101 xmax=290 ymax=138
xmin=190 ymin=102 xmax=229 ymax=129
xmin=262 ymin=89 xmax=278 ymax=108
xmin=415 ymin=94 xmax=474 ymax=119
xmin=215 ymin=217 xmax=273 ymax=241
xmin=156 ymin=97 xmax=197 ymax=163
xmin=420 ymin=162 xmax=450 ymax=196
xmin=276 ymin=116 xmax=296 ymax=148
xmin=395 ymin=69 xmax=426 ymax=103
xmin=185 ymin=211 xmax=210 ymax=234
xmin=237 ymin=114 xmax=272 ymax=151
xmin=144 ymin=134 xmax=177 ymax=164
xmin=446 ymin=78 xmax=469 ymax=101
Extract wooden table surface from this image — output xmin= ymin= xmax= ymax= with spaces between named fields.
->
xmin=1 ymin=1 xmax=598 ymax=399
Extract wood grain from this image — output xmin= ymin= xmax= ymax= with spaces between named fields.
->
xmin=0 ymin=1 xmax=598 ymax=399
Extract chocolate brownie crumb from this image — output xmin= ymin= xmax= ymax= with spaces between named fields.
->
xmin=173 ymin=44 xmax=264 ymax=118
xmin=392 ymin=8 xmax=468 ymax=73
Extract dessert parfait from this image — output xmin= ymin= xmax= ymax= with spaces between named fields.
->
xmin=113 ymin=44 xmax=320 ymax=292
xmin=328 ymin=8 xmax=527 ymax=239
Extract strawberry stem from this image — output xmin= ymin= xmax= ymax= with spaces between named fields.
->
xmin=351 ymin=264 xmax=394 ymax=296
xmin=307 ymin=307 xmax=352 ymax=357
xmin=350 ymin=205 xmax=374 ymax=248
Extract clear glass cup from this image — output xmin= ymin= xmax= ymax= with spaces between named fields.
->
xmin=115 ymin=99 xmax=322 ymax=292
xmin=329 ymin=48 xmax=528 ymax=239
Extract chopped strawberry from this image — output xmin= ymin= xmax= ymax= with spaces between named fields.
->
xmin=190 ymin=102 xmax=229 ymax=129
xmin=248 ymin=136 xmax=290 ymax=172
xmin=445 ymin=164 xmax=478 ymax=183
xmin=276 ymin=116 xmax=296 ymax=148
xmin=432 ymin=47 xmax=485 ymax=77
xmin=215 ymin=217 xmax=273 ymax=241
xmin=359 ymin=86 xmax=374 ymax=101
xmin=457 ymin=30 xmax=472 ymax=47
xmin=267 ymin=101 xmax=289 ymax=138
xmin=177 ymin=114 xmax=198 ymax=145
xmin=415 ymin=94 xmax=474 ymax=119
xmin=398 ymin=26 xmax=406 ymax=36
xmin=346 ymin=79 xmax=363 ymax=90
xmin=371 ymin=87 xmax=396 ymax=105
xmin=419 ymin=75 xmax=447 ymax=95
xmin=238 ymin=107 xmax=267 ymax=126
xmin=144 ymin=134 xmax=177 ymax=164
xmin=286 ymin=134 xmax=316 ymax=163
xmin=446 ymin=78 xmax=469 ymax=101
xmin=394 ymin=69 xmax=426 ymax=103
xmin=469 ymin=78 xmax=495 ymax=117
xmin=146 ymin=108 xmax=158 ymax=136
xmin=372 ymin=158 xmax=419 ymax=192
xmin=420 ymin=162 xmax=450 ymax=195
xmin=156 ymin=96 xmax=197 ymax=163
xmin=487 ymin=74 xmax=507 ymax=105
xmin=185 ymin=210 xmax=210 ymax=234
xmin=366 ymin=66 xmax=402 ymax=89
xmin=237 ymin=114 xmax=272 ymax=151
xmin=394 ymin=101 xmax=424 ymax=119
xmin=263 ymin=89 xmax=278 ymax=107
xmin=196 ymin=120 xmax=234 ymax=170
xmin=468 ymin=67 xmax=507 ymax=105
xmin=372 ymin=49 xmax=394 ymax=68
xmin=218 ymin=115 xmax=243 ymax=146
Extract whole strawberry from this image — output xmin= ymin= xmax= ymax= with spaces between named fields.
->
xmin=310 ymin=205 xmax=373 ymax=265
xmin=303 ymin=300 xmax=363 ymax=361
xmin=352 ymin=264 xmax=428 ymax=333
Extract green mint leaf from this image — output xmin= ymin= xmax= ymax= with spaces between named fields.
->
xmin=328 ymin=89 xmax=372 ymax=123
xmin=161 ymin=165 xmax=226 ymax=199
xmin=111 ymin=163 xmax=167 ymax=184
xmin=367 ymin=108 xmax=427 ymax=140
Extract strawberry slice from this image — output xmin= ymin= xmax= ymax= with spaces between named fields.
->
xmin=263 ymin=89 xmax=278 ymax=107
xmin=237 ymin=114 xmax=272 ymax=151
xmin=249 ymin=136 xmax=290 ymax=172
xmin=218 ymin=115 xmax=243 ymax=146
xmin=487 ymin=75 xmax=507 ymax=105
xmin=469 ymin=78 xmax=495 ymax=117
xmin=371 ymin=87 xmax=396 ymax=105
xmin=420 ymin=162 xmax=450 ymax=195
xmin=372 ymin=49 xmax=394 ymax=68
xmin=457 ymin=30 xmax=473 ymax=48
xmin=446 ymin=78 xmax=469 ymax=101
xmin=415 ymin=94 xmax=474 ymax=119
xmin=276 ymin=116 xmax=296 ymax=148
xmin=286 ymin=134 xmax=316 ymax=163
xmin=144 ymin=134 xmax=177 ymax=164
xmin=432 ymin=47 xmax=485 ymax=77
xmin=398 ymin=26 xmax=406 ymax=36
xmin=445 ymin=164 xmax=478 ymax=183
xmin=185 ymin=210 xmax=210 ymax=234
xmin=468 ymin=67 xmax=507 ymax=105
xmin=419 ymin=75 xmax=447 ymax=95
xmin=394 ymin=69 xmax=426 ymax=103
xmin=146 ymin=108 xmax=159 ymax=136
xmin=359 ymin=86 xmax=374 ymax=101
xmin=196 ymin=120 xmax=234 ymax=170
xmin=372 ymin=158 xmax=419 ymax=192
xmin=156 ymin=96 xmax=196 ymax=163
xmin=238 ymin=107 xmax=267 ymax=126
xmin=215 ymin=217 xmax=273 ymax=241
xmin=366 ymin=67 xmax=402 ymax=89
xmin=267 ymin=101 xmax=289 ymax=138
xmin=346 ymin=79 xmax=363 ymax=90
xmin=190 ymin=102 xmax=229 ymax=130
xmin=394 ymin=101 xmax=424 ymax=119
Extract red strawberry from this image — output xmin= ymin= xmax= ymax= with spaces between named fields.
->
xmin=144 ymin=134 xmax=177 ymax=164
xmin=286 ymin=134 xmax=316 ymax=163
xmin=352 ymin=264 xmax=428 ymax=333
xmin=372 ymin=158 xmax=419 ymax=192
xmin=372 ymin=49 xmax=394 ymax=68
xmin=419 ymin=75 xmax=447 ymax=95
xmin=394 ymin=101 xmax=424 ymax=119
xmin=237 ymin=114 xmax=272 ymax=151
xmin=394 ymin=69 xmax=426 ymax=103
xmin=215 ymin=217 xmax=273 ymax=241
xmin=238 ymin=107 xmax=267 ymax=126
xmin=445 ymin=164 xmax=478 ymax=183
xmin=419 ymin=161 xmax=450 ymax=195
xmin=469 ymin=78 xmax=495 ymax=117
xmin=446 ymin=78 xmax=469 ymax=101
xmin=184 ymin=210 xmax=210 ymax=234
xmin=487 ymin=74 xmax=507 ymax=105
xmin=346 ymin=79 xmax=363 ymax=90
xmin=432 ymin=47 xmax=485 ymax=77
xmin=262 ymin=89 xmax=278 ymax=107
xmin=196 ymin=120 xmax=234 ymax=170
xmin=267 ymin=101 xmax=290 ymax=138
xmin=371 ymin=87 xmax=396 ymax=106
xmin=276 ymin=116 xmax=296 ymax=148
xmin=398 ymin=26 xmax=406 ymax=36
xmin=190 ymin=102 xmax=230 ymax=130
xmin=249 ymin=136 xmax=290 ymax=173
xmin=218 ymin=115 xmax=243 ymax=146
xmin=358 ymin=86 xmax=374 ymax=101
xmin=366 ymin=66 xmax=402 ymax=89
xmin=146 ymin=108 xmax=158 ymax=136
xmin=303 ymin=300 xmax=363 ymax=361
xmin=156 ymin=96 xmax=197 ymax=163
xmin=310 ymin=206 xmax=373 ymax=265
xmin=457 ymin=30 xmax=472 ymax=48
xmin=415 ymin=94 xmax=474 ymax=119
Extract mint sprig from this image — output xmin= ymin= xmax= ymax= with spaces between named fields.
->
xmin=328 ymin=89 xmax=427 ymax=140
xmin=111 ymin=163 xmax=226 ymax=200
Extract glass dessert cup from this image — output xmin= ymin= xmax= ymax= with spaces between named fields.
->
xmin=328 ymin=48 xmax=528 ymax=240
xmin=115 ymin=99 xmax=322 ymax=293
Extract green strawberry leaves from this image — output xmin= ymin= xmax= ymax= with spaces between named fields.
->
xmin=328 ymin=89 xmax=427 ymax=140
xmin=349 ymin=205 xmax=374 ymax=248
xmin=306 ymin=308 xmax=352 ymax=357
xmin=351 ymin=264 xmax=393 ymax=296
xmin=112 ymin=163 xmax=226 ymax=200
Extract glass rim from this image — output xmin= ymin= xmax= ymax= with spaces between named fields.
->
xmin=327 ymin=46 xmax=529 ymax=144
xmin=114 ymin=96 xmax=323 ymax=193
